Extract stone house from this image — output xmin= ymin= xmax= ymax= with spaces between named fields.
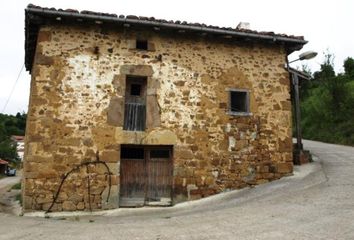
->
xmin=11 ymin=135 xmax=25 ymax=161
xmin=23 ymin=4 xmax=307 ymax=211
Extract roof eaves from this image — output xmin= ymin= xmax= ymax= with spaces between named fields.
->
xmin=25 ymin=5 xmax=308 ymax=72
xmin=25 ymin=6 xmax=307 ymax=45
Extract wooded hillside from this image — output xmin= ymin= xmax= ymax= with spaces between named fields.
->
xmin=300 ymin=55 xmax=354 ymax=145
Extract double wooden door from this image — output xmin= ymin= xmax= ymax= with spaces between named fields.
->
xmin=119 ymin=146 xmax=173 ymax=207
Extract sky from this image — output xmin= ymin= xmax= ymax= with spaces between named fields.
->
xmin=0 ymin=0 xmax=353 ymax=115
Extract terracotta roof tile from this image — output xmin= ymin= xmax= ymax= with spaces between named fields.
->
xmin=26 ymin=4 xmax=305 ymax=41
xmin=11 ymin=135 xmax=25 ymax=141
xmin=0 ymin=159 xmax=9 ymax=165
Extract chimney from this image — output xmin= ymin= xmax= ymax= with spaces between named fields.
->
xmin=236 ymin=22 xmax=250 ymax=30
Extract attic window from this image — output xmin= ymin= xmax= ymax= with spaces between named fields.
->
xmin=229 ymin=89 xmax=251 ymax=116
xmin=136 ymin=40 xmax=148 ymax=50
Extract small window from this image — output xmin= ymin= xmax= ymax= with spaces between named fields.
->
xmin=124 ymin=76 xmax=147 ymax=131
xmin=229 ymin=89 xmax=250 ymax=115
xmin=136 ymin=40 xmax=148 ymax=50
xmin=150 ymin=149 xmax=170 ymax=158
xmin=130 ymin=84 xmax=141 ymax=96
xmin=121 ymin=147 xmax=144 ymax=159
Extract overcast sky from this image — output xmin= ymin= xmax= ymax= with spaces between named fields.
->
xmin=1 ymin=0 xmax=353 ymax=115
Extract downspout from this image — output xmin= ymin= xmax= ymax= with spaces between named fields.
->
xmin=286 ymin=56 xmax=303 ymax=164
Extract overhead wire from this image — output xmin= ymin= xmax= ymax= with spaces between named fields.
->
xmin=1 ymin=63 xmax=24 ymax=113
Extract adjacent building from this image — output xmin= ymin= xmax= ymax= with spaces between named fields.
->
xmin=11 ymin=135 xmax=25 ymax=161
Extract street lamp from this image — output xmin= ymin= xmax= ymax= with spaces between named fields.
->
xmin=287 ymin=50 xmax=317 ymax=164
xmin=289 ymin=50 xmax=318 ymax=63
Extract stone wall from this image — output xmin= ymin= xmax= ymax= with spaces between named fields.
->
xmin=23 ymin=24 xmax=293 ymax=211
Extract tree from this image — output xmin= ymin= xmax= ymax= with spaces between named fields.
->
xmin=300 ymin=53 xmax=354 ymax=145
xmin=0 ymin=124 xmax=19 ymax=162
xmin=0 ymin=112 xmax=26 ymax=163
xmin=313 ymin=53 xmax=348 ymax=117
xmin=0 ymin=139 xmax=18 ymax=162
xmin=343 ymin=57 xmax=354 ymax=78
xmin=0 ymin=112 xmax=27 ymax=136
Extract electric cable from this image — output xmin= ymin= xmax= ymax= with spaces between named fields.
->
xmin=1 ymin=63 xmax=24 ymax=113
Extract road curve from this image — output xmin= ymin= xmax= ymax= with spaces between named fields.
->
xmin=0 ymin=174 xmax=20 ymax=192
xmin=0 ymin=140 xmax=353 ymax=240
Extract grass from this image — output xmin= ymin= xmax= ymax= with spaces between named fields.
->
xmin=16 ymin=193 xmax=22 ymax=205
xmin=11 ymin=182 xmax=21 ymax=190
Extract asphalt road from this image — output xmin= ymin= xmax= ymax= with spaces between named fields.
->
xmin=0 ymin=174 xmax=20 ymax=192
xmin=0 ymin=140 xmax=353 ymax=240
xmin=0 ymin=173 xmax=21 ymax=214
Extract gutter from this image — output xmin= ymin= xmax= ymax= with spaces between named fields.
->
xmin=26 ymin=7 xmax=308 ymax=45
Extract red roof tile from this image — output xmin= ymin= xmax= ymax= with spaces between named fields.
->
xmin=11 ymin=135 xmax=25 ymax=141
xmin=0 ymin=159 xmax=9 ymax=165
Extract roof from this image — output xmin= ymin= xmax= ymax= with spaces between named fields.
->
xmin=11 ymin=135 xmax=25 ymax=141
xmin=288 ymin=67 xmax=311 ymax=81
xmin=25 ymin=4 xmax=307 ymax=72
xmin=0 ymin=159 xmax=9 ymax=165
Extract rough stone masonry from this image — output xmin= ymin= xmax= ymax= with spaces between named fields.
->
xmin=22 ymin=6 xmax=306 ymax=211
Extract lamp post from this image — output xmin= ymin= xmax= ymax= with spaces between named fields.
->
xmin=287 ymin=51 xmax=317 ymax=153
xmin=289 ymin=51 xmax=318 ymax=63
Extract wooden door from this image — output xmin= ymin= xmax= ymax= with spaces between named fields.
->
xmin=119 ymin=146 xmax=172 ymax=207
xmin=119 ymin=147 xmax=146 ymax=207
xmin=146 ymin=148 xmax=173 ymax=206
